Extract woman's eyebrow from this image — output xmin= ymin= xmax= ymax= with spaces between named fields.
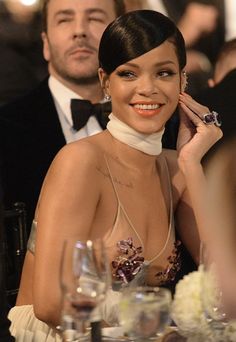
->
xmin=122 ymin=60 xmax=176 ymax=68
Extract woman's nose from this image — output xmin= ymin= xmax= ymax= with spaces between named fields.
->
xmin=136 ymin=76 xmax=158 ymax=96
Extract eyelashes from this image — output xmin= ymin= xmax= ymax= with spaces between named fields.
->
xmin=116 ymin=71 xmax=135 ymax=78
xmin=116 ymin=70 xmax=177 ymax=79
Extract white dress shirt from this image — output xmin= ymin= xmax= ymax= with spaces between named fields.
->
xmin=144 ymin=0 xmax=168 ymax=16
xmin=225 ymin=0 xmax=236 ymax=41
xmin=48 ymin=76 xmax=102 ymax=143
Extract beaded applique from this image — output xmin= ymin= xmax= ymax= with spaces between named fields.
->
xmin=155 ymin=240 xmax=182 ymax=285
xmin=111 ymin=237 xmax=144 ymax=284
xmin=111 ymin=238 xmax=182 ymax=286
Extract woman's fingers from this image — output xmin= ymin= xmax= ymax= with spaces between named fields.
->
xmin=177 ymin=105 xmax=195 ymax=151
xmin=177 ymin=93 xmax=223 ymax=159
xmin=179 ymin=93 xmax=210 ymax=124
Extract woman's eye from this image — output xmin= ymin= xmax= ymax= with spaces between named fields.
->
xmin=117 ymin=71 xmax=136 ymax=78
xmin=158 ymin=70 xmax=176 ymax=78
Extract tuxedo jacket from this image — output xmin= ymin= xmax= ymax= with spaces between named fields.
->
xmin=0 ymin=79 xmax=65 ymax=235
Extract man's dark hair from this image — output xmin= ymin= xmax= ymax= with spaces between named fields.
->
xmin=41 ymin=0 xmax=126 ymax=32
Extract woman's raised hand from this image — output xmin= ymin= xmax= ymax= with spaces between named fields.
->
xmin=177 ymin=92 xmax=222 ymax=167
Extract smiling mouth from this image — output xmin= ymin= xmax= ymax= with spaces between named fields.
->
xmin=133 ymin=103 xmax=161 ymax=110
xmin=131 ymin=103 xmax=163 ymax=116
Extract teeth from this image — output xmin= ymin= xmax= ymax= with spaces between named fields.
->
xmin=133 ymin=104 xmax=160 ymax=110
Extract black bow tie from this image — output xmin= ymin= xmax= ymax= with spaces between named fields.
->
xmin=71 ymin=99 xmax=111 ymax=131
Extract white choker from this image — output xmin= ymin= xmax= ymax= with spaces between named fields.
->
xmin=107 ymin=113 xmax=164 ymax=156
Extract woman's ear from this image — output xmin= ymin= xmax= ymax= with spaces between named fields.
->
xmin=98 ymin=68 xmax=110 ymax=96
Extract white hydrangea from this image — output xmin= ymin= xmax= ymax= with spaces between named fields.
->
xmin=171 ymin=266 xmax=210 ymax=338
xmin=225 ymin=321 xmax=236 ymax=342
xmin=171 ymin=266 xmax=236 ymax=341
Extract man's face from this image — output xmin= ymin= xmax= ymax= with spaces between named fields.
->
xmin=42 ymin=0 xmax=116 ymax=85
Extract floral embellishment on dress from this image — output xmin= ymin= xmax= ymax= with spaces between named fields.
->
xmin=111 ymin=237 xmax=144 ymax=284
xmin=155 ymin=240 xmax=182 ymax=285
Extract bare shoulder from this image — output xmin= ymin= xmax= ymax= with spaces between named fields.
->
xmin=44 ymin=133 xmax=108 ymax=186
xmin=53 ymin=134 xmax=105 ymax=169
xmin=57 ymin=136 xmax=102 ymax=163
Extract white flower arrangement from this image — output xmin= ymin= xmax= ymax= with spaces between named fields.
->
xmin=171 ymin=266 xmax=236 ymax=342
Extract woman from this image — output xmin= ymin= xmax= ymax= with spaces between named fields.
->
xmin=9 ymin=10 xmax=222 ymax=339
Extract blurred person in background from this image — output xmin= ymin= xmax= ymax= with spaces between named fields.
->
xmin=224 ymin=0 xmax=236 ymax=41
xmin=204 ymin=136 xmax=236 ymax=319
xmin=197 ymin=38 xmax=236 ymax=157
xmin=193 ymin=36 xmax=236 ymax=319
xmin=0 ymin=0 xmax=48 ymax=105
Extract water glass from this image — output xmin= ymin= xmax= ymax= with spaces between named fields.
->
xmin=200 ymin=243 xmax=229 ymax=341
xmin=60 ymin=238 xmax=111 ymax=341
xmin=119 ymin=286 xmax=172 ymax=340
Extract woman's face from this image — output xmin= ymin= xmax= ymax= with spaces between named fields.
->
xmin=100 ymin=40 xmax=185 ymax=134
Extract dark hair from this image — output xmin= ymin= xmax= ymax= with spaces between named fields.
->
xmin=99 ymin=10 xmax=186 ymax=75
xmin=41 ymin=0 xmax=126 ymax=32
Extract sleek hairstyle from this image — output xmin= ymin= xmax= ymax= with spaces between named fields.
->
xmin=41 ymin=0 xmax=126 ymax=33
xmin=99 ymin=10 xmax=186 ymax=75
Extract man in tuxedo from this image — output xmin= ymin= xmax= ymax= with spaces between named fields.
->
xmin=0 ymin=0 xmax=126 ymax=236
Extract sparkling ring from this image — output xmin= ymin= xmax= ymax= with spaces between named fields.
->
xmin=202 ymin=111 xmax=222 ymax=127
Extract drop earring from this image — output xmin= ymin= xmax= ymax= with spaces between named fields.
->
xmin=104 ymin=94 xmax=111 ymax=102
xmin=182 ymin=71 xmax=188 ymax=92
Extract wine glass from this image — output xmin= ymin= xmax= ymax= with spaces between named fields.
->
xmin=119 ymin=286 xmax=172 ymax=341
xmin=60 ymin=238 xmax=111 ymax=341
xmin=200 ymin=243 xmax=229 ymax=341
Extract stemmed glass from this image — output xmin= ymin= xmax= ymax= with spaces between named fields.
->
xmin=118 ymin=286 xmax=172 ymax=341
xmin=60 ymin=238 xmax=111 ymax=341
xmin=200 ymin=243 xmax=229 ymax=341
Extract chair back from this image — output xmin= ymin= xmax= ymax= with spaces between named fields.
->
xmin=3 ymin=202 xmax=27 ymax=306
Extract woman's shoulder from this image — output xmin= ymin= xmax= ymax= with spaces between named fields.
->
xmin=38 ymin=133 xmax=110 ymax=202
xmin=54 ymin=132 xmax=106 ymax=166
xmin=42 ymin=133 xmax=109 ymax=185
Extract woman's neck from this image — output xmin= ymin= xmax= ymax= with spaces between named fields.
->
xmin=107 ymin=132 xmax=159 ymax=175
xmin=107 ymin=113 xmax=164 ymax=157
